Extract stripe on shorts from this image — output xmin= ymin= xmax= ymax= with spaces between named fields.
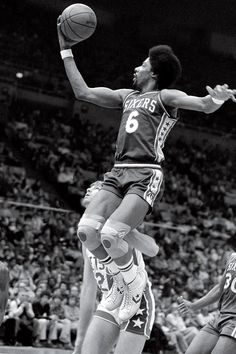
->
xmin=94 ymin=309 xmax=119 ymax=328
xmin=144 ymin=280 xmax=155 ymax=338
xmin=231 ymin=326 xmax=236 ymax=338
xmin=143 ymin=169 xmax=163 ymax=206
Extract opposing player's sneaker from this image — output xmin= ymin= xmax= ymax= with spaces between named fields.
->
xmin=119 ymin=269 xmax=147 ymax=322
xmin=101 ymin=272 xmax=125 ymax=311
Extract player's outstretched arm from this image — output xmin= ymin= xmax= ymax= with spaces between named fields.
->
xmin=73 ymin=247 xmax=97 ymax=354
xmin=57 ymin=17 xmax=131 ymax=109
xmin=124 ymin=229 xmax=159 ymax=257
xmin=178 ymin=283 xmax=222 ymax=316
xmin=161 ymin=84 xmax=236 ymax=114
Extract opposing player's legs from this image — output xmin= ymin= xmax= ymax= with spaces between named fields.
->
xmin=79 ymin=316 xmax=120 ymax=354
xmin=114 ymin=331 xmax=146 ymax=354
xmin=101 ymin=194 xmax=149 ymax=320
xmin=185 ymin=330 xmax=219 ymax=354
xmin=211 ymin=335 xmax=236 ymax=354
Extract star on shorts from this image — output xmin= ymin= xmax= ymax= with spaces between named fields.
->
xmin=132 ymin=317 xmax=144 ymax=328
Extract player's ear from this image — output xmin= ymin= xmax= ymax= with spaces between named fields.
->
xmin=151 ymin=72 xmax=158 ymax=81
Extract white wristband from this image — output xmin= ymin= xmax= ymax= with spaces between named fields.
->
xmin=211 ymin=97 xmax=225 ymax=105
xmin=60 ymin=49 xmax=73 ymax=60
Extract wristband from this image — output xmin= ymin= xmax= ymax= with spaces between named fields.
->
xmin=211 ymin=97 xmax=225 ymax=105
xmin=60 ymin=49 xmax=73 ymax=60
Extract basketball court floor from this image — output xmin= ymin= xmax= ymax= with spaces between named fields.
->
xmin=0 ymin=346 xmax=71 ymax=354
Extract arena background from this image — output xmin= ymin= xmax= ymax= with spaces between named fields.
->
xmin=0 ymin=0 xmax=236 ymax=353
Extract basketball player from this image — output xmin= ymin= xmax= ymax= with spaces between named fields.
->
xmin=178 ymin=251 xmax=236 ymax=354
xmin=0 ymin=262 xmax=9 ymax=326
xmin=57 ymin=18 xmax=236 ymax=321
xmin=72 ymin=182 xmax=155 ymax=354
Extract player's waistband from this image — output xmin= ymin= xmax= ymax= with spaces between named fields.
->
xmin=114 ymin=163 xmax=162 ymax=169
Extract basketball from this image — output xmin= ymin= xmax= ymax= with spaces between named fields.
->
xmin=60 ymin=3 xmax=97 ymax=42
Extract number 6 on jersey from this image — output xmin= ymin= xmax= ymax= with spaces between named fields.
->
xmin=125 ymin=110 xmax=139 ymax=133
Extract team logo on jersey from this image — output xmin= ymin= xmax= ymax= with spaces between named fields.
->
xmin=124 ymin=98 xmax=157 ymax=113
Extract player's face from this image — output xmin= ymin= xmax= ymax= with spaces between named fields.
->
xmin=82 ymin=183 xmax=102 ymax=207
xmin=133 ymin=58 xmax=153 ymax=89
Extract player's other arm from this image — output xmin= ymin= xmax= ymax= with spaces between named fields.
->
xmin=57 ymin=17 xmax=131 ymax=109
xmin=74 ymin=247 xmax=97 ymax=353
xmin=162 ymin=85 xmax=236 ymax=114
xmin=178 ymin=283 xmax=222 ymax=316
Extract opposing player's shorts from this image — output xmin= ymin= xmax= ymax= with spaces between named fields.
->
xmin=94 ymin=280 xmax=155 ymax=338
xmin=202 ymin=312 xmax=236 ymax=340
xmin=102 ymin=166 xmax=164 ymax=209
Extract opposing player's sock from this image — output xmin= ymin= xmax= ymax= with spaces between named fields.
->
xmin=117 ymin=256 xmax=137 ymax=284
xmin=100 ymin=255 xmax=119 ymax=275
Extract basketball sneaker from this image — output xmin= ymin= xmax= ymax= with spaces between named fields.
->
xmin=118 ymin=269 xmax=147 ymax=322
xmin=101 ymin=272 xmax=125 ymax=311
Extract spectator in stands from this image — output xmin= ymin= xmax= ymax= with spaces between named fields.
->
xmin=32 ymin=290 xmax=51 ymax=346
xmin=63 ymin=295 xmax=80 ymax=342
xmin=7 ymin=290 xmax=39 ymax=346
xmin=166 ymin=302 xmax=199 ymax=347
xmin=151 ymin=311 xmax=187 ymax=354
xmin=47 ymin=294 xmax=73 ymax=349
xmin=144 ymin=311 xmax=175 ymax=354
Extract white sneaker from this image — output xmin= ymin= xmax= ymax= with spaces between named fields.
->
xmin=102 ymin=272 xmax=125 ymax=311
xmin=119 ymin=270 xmax=147 ymax=322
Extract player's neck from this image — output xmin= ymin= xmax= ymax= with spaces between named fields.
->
xmin=140 ymin=81 xmax=157 ymax=93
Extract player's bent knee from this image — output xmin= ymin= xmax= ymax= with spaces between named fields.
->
xmin=77 ymin=214 xmax=105 ymax=250
xmin=101 ymin=219 xmax=131 ymax=258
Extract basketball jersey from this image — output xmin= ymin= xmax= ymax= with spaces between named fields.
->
xmin=115 ymin=90 xmax=178 ymax=166
xmin=86 ymin=248 xmax=145 ymax=294
xmin=219 ymin=252 xmax=236 ymax=317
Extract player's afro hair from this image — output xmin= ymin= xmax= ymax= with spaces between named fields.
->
xmin=149 ymin=45 xmax=182 ymax=89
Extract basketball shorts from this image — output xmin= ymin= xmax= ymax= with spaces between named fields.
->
xmin=202 ymin=312 xmax=236 ymax=340
xmin=94 ymin=280 xmax=155 ymax=338
xmin=102 ymin=166 xmax=164 ymax=209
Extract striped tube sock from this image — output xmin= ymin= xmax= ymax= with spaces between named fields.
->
xmin=117 ymin=257 xmax=137 ymax=284
xmin=100 ymin=255 xmax=119 ymax=275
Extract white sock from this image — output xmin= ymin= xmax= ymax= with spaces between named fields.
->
xmin=117 ymin=257 xmax=137 ymax=284
xmin=100 ymin=255 xmax=119 ymax=275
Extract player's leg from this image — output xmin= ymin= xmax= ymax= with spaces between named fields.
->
xmin=77 ymin=189 xmax=122 ymax=273
xmin=79 ymin=316 xmax=120 ymax=354
xmin=100 ymin=194 xmax=150 ymax=320
xmin=185 ymin=330 xmax=219 ymax=354
xmin=114 ymin=332 xmax=146 ymax=354
xmin=100 ymin=167 xmax=163 ymax=276
xmin=83 ymin=179 xmax=159 ymax=257
xmin=211 ymin=335 xmax=236 ymax=354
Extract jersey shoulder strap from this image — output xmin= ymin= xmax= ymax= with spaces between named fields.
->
xmin=123 ymin=90 xmax=139 ymax=106
xmin=158 ymin=91 xmax=178 ymax=120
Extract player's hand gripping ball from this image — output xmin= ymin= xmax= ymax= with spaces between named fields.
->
xmin=60 ymin=3 xmax=97 ymax=43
